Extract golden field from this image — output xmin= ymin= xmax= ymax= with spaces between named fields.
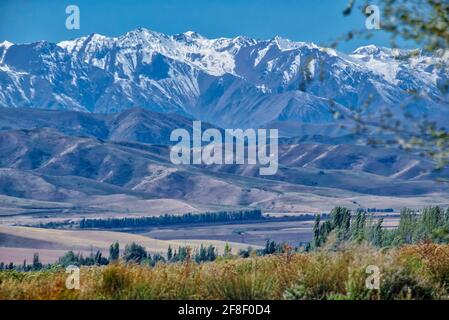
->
xmin=0 ymin=224 xmax=253 ymax=264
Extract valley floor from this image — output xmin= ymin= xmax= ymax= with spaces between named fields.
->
xmin=0 ymin=224 xmax=254 ymax=264
xmin=0 ymin=214 xmax=400 ymax=264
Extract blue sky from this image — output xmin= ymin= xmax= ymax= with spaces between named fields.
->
xmin=0 ymin=0 xmax=392 ymax=51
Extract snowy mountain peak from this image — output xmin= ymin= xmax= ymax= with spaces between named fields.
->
xmin=272 ymin=36 xmax=318 ymax=51
xmin=0 ymin=41 xmax=14 ymax=63
xmin=0 ymin=28 xmax=447 ymax=130
xmin=351 ymin=44 xmax=424 ymax=61
xmin=181 ymin=31 xmax=204 ymax=39
xmin=352 ymin=44 xmax=382 ymax=55
xmin=0 ymin=40 xmax=14 ymax=49
xmin=121 ymin=27 xmax=167 ymax=41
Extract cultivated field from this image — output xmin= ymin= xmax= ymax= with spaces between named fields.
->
xmin=0 ymin=212 xmax=401 ymax=264
xmin=0 ymin=225 xmax=254 ymax=264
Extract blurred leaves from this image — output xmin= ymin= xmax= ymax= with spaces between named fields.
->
xmin=333 ymin=0 xmax=449 ymax=170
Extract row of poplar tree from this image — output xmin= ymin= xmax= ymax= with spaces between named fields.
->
xmin=311 ymin=206 xmax=449 ymax=250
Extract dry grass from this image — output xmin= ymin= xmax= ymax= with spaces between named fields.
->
xmin=2 ymin=243 xmax=449 ymax=300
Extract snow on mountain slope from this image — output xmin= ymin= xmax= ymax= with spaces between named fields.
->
xmin=0 ymin=28 xmax=447 ymax=131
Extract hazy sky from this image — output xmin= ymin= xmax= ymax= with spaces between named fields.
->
xmin=0 ymin=0 xmax=392 ymax=51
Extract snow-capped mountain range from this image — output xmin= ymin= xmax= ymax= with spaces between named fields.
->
xmin=0 ymin=28 xmax=448 ymax=132
xmin=0 ymin=29 xmax=449 ymax=216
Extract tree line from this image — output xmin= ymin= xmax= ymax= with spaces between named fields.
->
xmin=0 ymin=237 xmax=296 ymax=272
xmin=310 ymin=206 xmax=449 ymax=250
xmin=37 ymin=211 xmax=322 ymax=230
xmin=79 ymin=210 xmax=263 ymax=229
xmin=39 ymin=209 xmax=264 ymax=229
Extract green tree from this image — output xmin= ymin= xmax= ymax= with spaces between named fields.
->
xmin=149 ymin=253 xmax=165 ymax=266
xmin=195 ymin=244 xmax=208 ymax=263
xmin=32 ymin=253 xmax=42 ymax=270
xmin=109 ymin=242 xmax=120 ymax=262
xmin=123 ymin=242 xmax=147 ymax=263
xmin=371 ymin=218 xmax=384 ymax=247
xmin=351 ymin=210 xmax=367 ymax=242
xmin=224 ymin=242 xmax=232 ymax=258
xmin=206 ymin=245 xmax=217 ymax=261
xmin=93 ymin=250 xmax=108 ymax=265
xmin=318 ymin=220 xmax=333 ymax=246
xmin=58 ymin=251 xmax=79 ymax=267
xmin=176 ymin=246 xmax=189 ymax=262
xmin=313 ymin=214 xmax=321 ymax=248
xmin=167 ymin=245 xmax=173 ymax=261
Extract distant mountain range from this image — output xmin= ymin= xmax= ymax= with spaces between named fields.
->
xmin=0 ymin=106 xmax=214 ymax=145
xmin=0 ymin=29 xmax=448 ymax=218
xmin=0 ymin=28 xmax=448 ymax=135
xmin=0 ymin=107 xmax=448 ymax=219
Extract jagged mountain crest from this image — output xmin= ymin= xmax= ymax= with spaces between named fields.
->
xmin=0 ymin=28 xmax=447 ymax=131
